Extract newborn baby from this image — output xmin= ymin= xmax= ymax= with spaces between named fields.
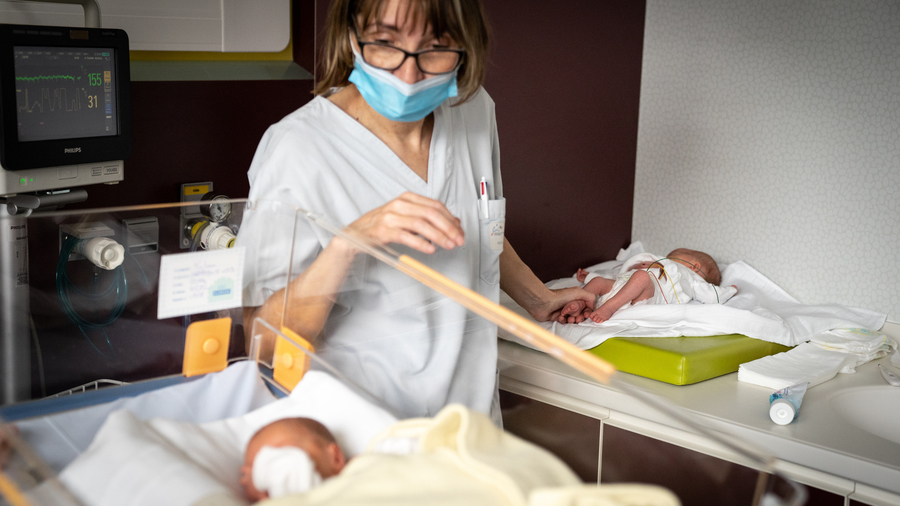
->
xmin=560 ymin=248 xmax=737 ymax=323
xmin=241 ymin=417 xmax=347 ymax=502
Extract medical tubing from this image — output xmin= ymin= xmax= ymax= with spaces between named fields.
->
xmin=188 ymin=220 xmax=208 ymax=252
xmin=77 ymin=325 xmax=116 ymax=359
xmin=303 ymin=211 xmax=616 ymax=385
xmin=56 ymin=235 xmax=127 ymax=329
xmin=125 ymin=250 xmax=150 ymax=285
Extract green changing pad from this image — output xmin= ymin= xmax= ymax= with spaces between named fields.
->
xmin=587 ymin=334 xmax=791 ymax=385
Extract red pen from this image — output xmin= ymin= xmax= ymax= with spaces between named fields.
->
xmin=479 ymin=177 xmax=489 ymax=216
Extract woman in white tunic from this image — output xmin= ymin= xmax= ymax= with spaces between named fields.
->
xmin=238 ymin=0 xmax=593 ymax=422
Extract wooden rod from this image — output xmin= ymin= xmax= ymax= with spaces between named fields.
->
xmin=396 ymin=255 xmax=616 ymax=384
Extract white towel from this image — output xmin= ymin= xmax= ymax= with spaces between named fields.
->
xmin=58 ymin=410 xmax=247 ymax=506
xmin=229 ymin=370 xmax=398 ymax=459
xmin=515 ymin=250 xmax=886 ymax=349
xmin=16 ymin=360 xmax=275 ymax=475
xmin=55 ymin=370 xmax=398 ymax=506
xmin=737 ymin=343 xmax=855 ymax=390
xmin=252 ymin=446 xmax=322 ymax=498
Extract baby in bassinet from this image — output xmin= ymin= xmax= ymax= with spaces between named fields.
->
xmin=559 ymin=248 xmax=738 ymax=323
xmin=241 ymin=417 xmax=347 ymax=502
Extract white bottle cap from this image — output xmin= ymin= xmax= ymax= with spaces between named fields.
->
xmin=769 ymin=398 xmax=795 ymax=425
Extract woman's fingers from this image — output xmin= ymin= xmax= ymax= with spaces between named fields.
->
xmin=546 ymin=287 xmax=596 ymax=323
xmin=349 ymin=193 xmax=466 ymax=255
xmin=389 ymin=193 xmax=465 ymax=246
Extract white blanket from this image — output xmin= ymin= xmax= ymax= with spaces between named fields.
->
xmin=16 ymin=359 xmax=276 ymax=475
xmin=262 ymin=404 xmax=680 ymax=506
xmin=56 ymin=369 xmax=398 ymax=506
xmin=500 ymin=244 xmax=886 ymax=349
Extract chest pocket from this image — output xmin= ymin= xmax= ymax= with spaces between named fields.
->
xmin=478 ymin=197 xmax=506 ymax=285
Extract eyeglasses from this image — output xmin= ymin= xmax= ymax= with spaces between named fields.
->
xmin=354 ymin=29 xmax=465 ymax=75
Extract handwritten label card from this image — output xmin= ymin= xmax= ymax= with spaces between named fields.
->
xmin=157 ymin=247 xmax=245 ymax=319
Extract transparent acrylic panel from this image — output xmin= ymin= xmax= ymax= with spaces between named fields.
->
xmin=240 ymin=200 xmax=807 ymax=506
xmin=0 ymin=421 xmax=79 ymax=506
xmin=0 ymin=198 xmax=808 ymax=505
xmin=0 ymin=200 xmax=246 ymax=402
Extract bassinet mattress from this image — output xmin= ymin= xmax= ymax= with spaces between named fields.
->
xmin=587 ymin=334 xmax=791 ymax=385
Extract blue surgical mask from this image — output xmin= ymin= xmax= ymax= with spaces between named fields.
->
xmin=348 ymin=45 xmax=458 ymax=123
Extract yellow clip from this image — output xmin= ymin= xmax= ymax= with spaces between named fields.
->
xmin=183 ymin=317 xmax=231 ymax=377
xmin=272 ymin=327 xmax=314 ymax=392
xmin=0 ymin=472 xmax=33 ymax=506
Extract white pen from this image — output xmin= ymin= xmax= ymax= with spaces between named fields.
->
xmin=479 ymin=177 xmax=490 ymax=217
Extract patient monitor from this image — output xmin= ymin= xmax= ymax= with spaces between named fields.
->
xmin=0 ymin=23 xmax=131 ymax=195
xmin=0 ymin=22 xmax=131 ymax=404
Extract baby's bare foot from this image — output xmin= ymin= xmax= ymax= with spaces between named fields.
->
xmin=589 ymin=305 xmax=615 ymax=324
xmin=559 ymin=300 xmax=588 ymax=323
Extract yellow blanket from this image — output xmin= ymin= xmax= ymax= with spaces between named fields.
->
xmin=261 ymin=404 xmax=678 ymax=506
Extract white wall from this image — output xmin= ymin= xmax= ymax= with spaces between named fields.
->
xmin=633 ymin=0 xmax=900 ymax=319
xmin=0 ymin=0 xmax=289 ymax=52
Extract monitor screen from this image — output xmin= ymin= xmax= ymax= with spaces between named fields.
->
xmin=0 ymin=24 xmax=131 ymax=172
xmin=14 ymin=46 xmax=118 ymax=142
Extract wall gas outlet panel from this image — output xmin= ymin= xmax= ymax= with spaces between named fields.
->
xmin=180 ymin=182 xmax=213 ymax=249
xmin=123 ymin=217 xmax=159 ymax=255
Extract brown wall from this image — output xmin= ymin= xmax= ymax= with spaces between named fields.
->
xmin=483 ymin=1 xmax=645 ymax=280
xmin=26 ymin=0 xmax=645 ymax=395
xmin=77 ymin=79 xmax=313 ymax=208
xmin=77 ymin=0 xmax=644 ymax=282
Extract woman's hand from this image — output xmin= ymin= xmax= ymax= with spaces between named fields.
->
xmin=343 ymin=192 xmax=465 ymax=254
xmin=534 ymin=286 xmax=597 ymax=323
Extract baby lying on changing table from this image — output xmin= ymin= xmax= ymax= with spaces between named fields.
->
xmin=241 ymin=417 xmax=347 ymax=502
xmin=559 ymin=248 xmax=738 ymax=324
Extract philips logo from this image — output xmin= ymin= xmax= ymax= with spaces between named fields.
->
xmin=64 ymin=147 xmax=82 ymax=154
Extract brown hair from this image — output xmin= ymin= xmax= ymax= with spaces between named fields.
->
xmin=668 ymin=248 xmax=722 ymax=285
xmin=248 ymin=417 xmax=337 ymax=454
xmin=314 ymin=0 xmax=490 ymax=104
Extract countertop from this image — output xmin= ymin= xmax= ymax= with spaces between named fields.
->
xmin=497 ymin=330 xmax=900 ymax=499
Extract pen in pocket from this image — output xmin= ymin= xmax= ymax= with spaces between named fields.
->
xmin=479 ymin=177 xmax=490 ymax=217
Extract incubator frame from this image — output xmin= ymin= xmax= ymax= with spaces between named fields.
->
xmin=0 ymin=199 xmax=807 ymax=505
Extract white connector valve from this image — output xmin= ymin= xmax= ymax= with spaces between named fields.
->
xmin=76 ymin=237 xmax=125 ymax=270
xmin=201 ymin=223 xmax=236 ymax=250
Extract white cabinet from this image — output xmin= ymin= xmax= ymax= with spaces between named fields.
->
xmin=0 ymin=0 xmax=290 ymax=52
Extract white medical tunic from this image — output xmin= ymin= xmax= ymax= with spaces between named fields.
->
xmin=236 ymin=88 xmax=505 ymax=421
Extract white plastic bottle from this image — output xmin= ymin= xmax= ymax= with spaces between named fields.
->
xmin=769 ymin=382 xmax=808 ymax=425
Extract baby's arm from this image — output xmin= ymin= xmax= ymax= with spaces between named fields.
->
xmin=576 ymin=268 xmax=589 ymax=283
xmin=690 ymin=280 xmax=738 ymax=304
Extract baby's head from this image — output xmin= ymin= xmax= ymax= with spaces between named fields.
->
xmin=241 ymin=417 xmax=346 ymax=501
xmin=667 ymin=248 xmax=722 ymax=285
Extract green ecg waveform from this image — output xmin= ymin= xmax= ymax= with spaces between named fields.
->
xmin=16 ymin=75 xmax=80 ymax=83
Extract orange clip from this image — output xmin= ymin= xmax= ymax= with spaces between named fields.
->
xmin=272 ymin=327 xmax=315 ymax=392
xmin=183 ymin=317 xmax=231 ymax=377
